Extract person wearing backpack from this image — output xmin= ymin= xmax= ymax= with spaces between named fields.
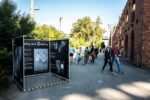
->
xmin=83 ymin=47 xmax=90 ymax=65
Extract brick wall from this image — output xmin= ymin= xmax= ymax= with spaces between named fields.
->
xmin=142 ymin=0 xmax=150 ymax=68
xmin=133 ymin=0 xmax=143 ymax=66
xmin=112 ymin=0 xmax=150 ymax=68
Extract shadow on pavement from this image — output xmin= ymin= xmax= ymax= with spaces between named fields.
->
xmin=0 ymin=53 xmax=150 ymax=100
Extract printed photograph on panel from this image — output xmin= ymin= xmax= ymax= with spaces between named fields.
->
xmin=34 ymin=49 xmax=48 ymax=72
xmin=14 ymin=46 xmax=23 ymax=86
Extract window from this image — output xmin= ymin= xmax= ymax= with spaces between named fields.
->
xmin=129 ymin=2 xmax=131 ymax=6
xmin=126 ymin=10 xmax=129 ymax=23
xmin=136 ymin=19 xmax=139 ymax=24
xmin=126 ymin=10 xmax=128 ymax=15
xmin=132 ymin=0 xmax=136 ymax=11
xmin=132 ymin=0 xmax=136 ymax=5
xmin=131 ymin=11 xmax=135 ymax=23
xmin=132 ymin=4 xmax=136 ymax=11
xmin=126 ymin=15 xmax=129 ymax=22
xmin=120 ymin=27 xmax=122 ymax=34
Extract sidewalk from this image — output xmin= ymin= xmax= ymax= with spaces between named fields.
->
xmin=0 ymin=53 xmax=150 ymax=100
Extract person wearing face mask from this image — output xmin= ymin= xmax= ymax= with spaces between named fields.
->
xmin=101 ymin=45 xmax=116 ymax=75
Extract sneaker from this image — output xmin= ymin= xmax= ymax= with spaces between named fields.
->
xmin=111 ymin=72 xmax=117 ymax=76
xmin=119 ymin=72 xmax=124 ymax=74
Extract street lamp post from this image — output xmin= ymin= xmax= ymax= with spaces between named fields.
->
xmin=59 ymin=17 xmax=62 ymax=32
xmin=92 ymin=32 xmax=94 ymax=45
xmin=92 ymin=25 xmax=96 ymax=45
xmin=30 ymin=0 xmax=34 ymax=20
xmin=108 ymin=24 xmax=116 ymax=47
xmin=30 ymin=0 xmax=40 ymax=20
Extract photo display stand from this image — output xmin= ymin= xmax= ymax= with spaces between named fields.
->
xmin=13 ymin=35 xmax=69 ymax=91
xmin=50 ymin=40 xmax=69 ymax=79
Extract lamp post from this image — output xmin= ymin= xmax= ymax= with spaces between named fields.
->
xmin=92 ymin=24 xmax=96 ymax=45
xmin=108 ymin=24 xmax=116 ymax=46
xmin=59 ymin=17 xmax=62 ymax=32
xmin=30 ymin=0 xmax=40 ymax=20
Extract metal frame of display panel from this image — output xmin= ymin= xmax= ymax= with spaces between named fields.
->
xmin=68 ymin=40 xmax=70 ymax=81
xmin=49 ymin=41 xmax=51 ymax=73
xmin=23 ymin=35 xmax=25 ymax=91
xmin=12 ymin=35 xmax=25 ymax=91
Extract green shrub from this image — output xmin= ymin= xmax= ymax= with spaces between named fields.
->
xmin=0 ymin=48 xmax=11 ymax=89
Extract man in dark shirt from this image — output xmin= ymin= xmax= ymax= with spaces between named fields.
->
xmin=102 ymin=45 xmax=115 ymax=75
xmin=90 ymin=45 xmax=95 ymax=63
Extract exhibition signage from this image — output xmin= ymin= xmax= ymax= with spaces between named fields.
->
xmin=24 ymin=40 xmax=49 ymax=75
xmin=12 ymin=36 xmax=69 ymax=91
xmin=50 ymin=40 xmax=69 ymax=79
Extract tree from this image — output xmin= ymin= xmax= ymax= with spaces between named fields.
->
xmin=16 ymin=14 xmax=35 ymax=37
xmin=33 ymin=25 xmax=67 ymax=40
xmin=0 ymin=48 xmax=11 ymax=88
xmin=70 ymin=17 xmax=93 ymax=42
xmin=0 ymin=0 xmax=35 ymax=88
xmin=0 ymin=0 xmax=35 ymax=50
xmin=93 ymin=16 xmax=105 ymax=47
xmin=70 ymin=16 xmax=105 ymax=47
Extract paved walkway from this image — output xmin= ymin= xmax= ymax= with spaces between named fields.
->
xmin=0 ymin=53 xmax=150 ymax=100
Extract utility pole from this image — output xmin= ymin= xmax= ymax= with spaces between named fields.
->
xmin=59 ymin=17 xmax=62 ymax=32
xmin=30 ymin=0 xmax=39 ymax=20
xmin=92 ymin=24 xmax=96 ymax=45
xmin=108 ymin=24 xmax=116 ymax=46
xmin=30 ymin=0 xmax=34 ymax=20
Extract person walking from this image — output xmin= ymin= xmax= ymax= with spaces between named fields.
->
xmin=111 ymin=44 xmax=124 ymax=74
xmin=75 ymin=47 xmax=82 ymax=64
xmin=102 ymin=45 xmax=115 ymax=75
xmin=83 ymin=47 xmax=90 ymax=65
xmin=69 ymin=47 xmax=74 ymax=64
xmin=94 ymin=48 xmax=99 ymax=58
xmin=90 ymin=45 xmax=95 ymax=63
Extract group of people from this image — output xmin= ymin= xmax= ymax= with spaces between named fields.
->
xmin=69 ymin=47 xmax=84 ymax=64
xmin=83 ymin=45 xmax=99 ymax=65
xmin=102 ymin=43 xmax=124 ymax=75
xmin=69 ymin=43 xmax=124 ymax=75
xmin=69 ymin=45 xmax=99 ymax=65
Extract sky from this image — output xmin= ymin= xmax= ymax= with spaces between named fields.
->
xmin=13 ymin=0 xmax=127 ymax=36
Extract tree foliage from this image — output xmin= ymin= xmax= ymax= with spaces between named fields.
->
xmin=0 ymin=48 xmax=11 ymax=88
xmin=70 ymin=16 xmax=105 ymax=47
xmin=16 ymin=14 xmax=35 ymax=37
xmin=0 ymin=0 xmax=35 ymax=50
xmin=33 ymin=25 xmax=67 ymax=40
xmin=0 ymin=0 xmax=35 ymax=88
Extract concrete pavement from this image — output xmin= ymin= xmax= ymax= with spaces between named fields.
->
xmin=0 ymin=53 xmax=150 ymax=100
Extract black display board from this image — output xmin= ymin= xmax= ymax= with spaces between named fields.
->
xmin=50 ymin=40 xmax=69 ymax=79
xmin=13 ymin=37 xmax=23 ymax=87
xmin=24 ymin=40 xmax=49 ymax=75
xmin=13 ymin=36 xmax=69 ymax=91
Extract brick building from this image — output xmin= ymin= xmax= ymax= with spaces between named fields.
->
xmin=112 ymin=0 xmax=150 ymax=68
